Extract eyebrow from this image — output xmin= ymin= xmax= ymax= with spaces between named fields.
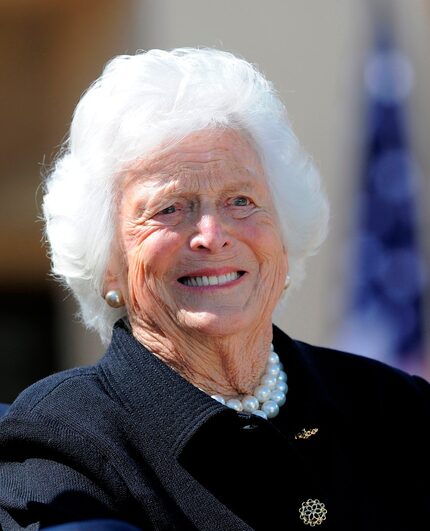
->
xmin=155 ymin=179 xmax=260 ymax=200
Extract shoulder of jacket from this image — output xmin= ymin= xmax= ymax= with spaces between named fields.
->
xmin=273 ymin=325 xmax=430 ymax=408
xmin=292 ymin=337 xmax=430 ymax=409
xmin=8 ymin=365 xmax=100 ymax=416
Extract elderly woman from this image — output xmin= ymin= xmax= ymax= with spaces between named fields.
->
xmin=0 ymin=48 xmax=429 ymax=531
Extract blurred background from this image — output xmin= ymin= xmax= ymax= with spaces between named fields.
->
xmin=1 ymin=0 xmax=429 ymax=403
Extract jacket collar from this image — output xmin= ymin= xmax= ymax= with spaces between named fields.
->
xmin=99 ymin=319 xmax=345 ymax=457
xmin=98 ymin=319 xmax=234 ymax=458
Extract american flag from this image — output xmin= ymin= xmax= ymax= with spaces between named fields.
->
xmin=335 ymin=27 xmax=428 ymax=378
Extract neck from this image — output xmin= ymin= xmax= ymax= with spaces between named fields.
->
xmin=129 ymin=316 xmax=274 ymax=396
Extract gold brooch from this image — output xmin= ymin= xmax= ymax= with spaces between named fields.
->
xmin=299 ymin=498 xmax=327 ymax=526
xmin=294 ymin=427 xmax=319 ymax=440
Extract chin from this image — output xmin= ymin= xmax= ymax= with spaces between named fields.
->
xmin=176 ymin=309 xmax=256 ymax=337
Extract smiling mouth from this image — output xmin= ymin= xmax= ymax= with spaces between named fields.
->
xmin=178 ymin=271 xmax=245 ymax=287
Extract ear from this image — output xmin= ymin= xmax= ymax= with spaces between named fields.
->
xmin=103 ymin=267 xmax=121 ymax=296
xmin=282 ymin=245 xmax=289 ymax=273
xmin=103 ymin=250 xmax=126 ymax=298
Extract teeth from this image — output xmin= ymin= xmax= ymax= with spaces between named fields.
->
xmin=182 ymin=271 xmax=240 ymax=287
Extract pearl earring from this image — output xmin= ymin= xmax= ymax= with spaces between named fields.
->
xmin=284 ymin=275 xmax=291 ymax=291
xmin=105 ymin=290 xmax=124 ymax=308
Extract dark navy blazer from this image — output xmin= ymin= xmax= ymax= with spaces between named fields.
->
xmin=0 ymin=320 xmax=429 ymax=530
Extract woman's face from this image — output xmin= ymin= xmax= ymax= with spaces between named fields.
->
xmin=107 ymin=129 xmax=288 ymax=337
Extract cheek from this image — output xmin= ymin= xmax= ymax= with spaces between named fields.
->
xmin=138 ymin=230 xmax=184 ymax=272
xmin=126 ymin=245 xmax=147 ymax=312
xmin=123 ymin=225 xmax=175 ymax=271
xmin=243 ymin=218 xmax=287 ymax=300
xmin=243 ymin=217 xmax=285 ymax=264
xmin=125 ymin=229 xmax=183 ymax=309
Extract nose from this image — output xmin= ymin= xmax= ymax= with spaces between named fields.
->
xmin=190 ymin=212 xmax=232 ymax=252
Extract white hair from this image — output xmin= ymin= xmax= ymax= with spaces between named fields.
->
xmin=43 ymin=47 xmax=330 ymax=344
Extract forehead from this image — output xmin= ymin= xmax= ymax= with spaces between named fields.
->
xmin=122 ymin=128 xmax=267 ymax=191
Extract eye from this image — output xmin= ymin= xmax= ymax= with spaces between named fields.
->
xmin=158 ymin=204 xmax=178 ymax=215
xmin=151 ymin=201 xmax=185 ymax=225
xmin=231 ymin=196 xmax=252 ymax=207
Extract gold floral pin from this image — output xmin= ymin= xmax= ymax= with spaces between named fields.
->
xmin=299 ymin=498 xmax=327 ymax=526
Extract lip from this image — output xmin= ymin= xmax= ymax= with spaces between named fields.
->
xmin=176 ymin=268 xmax=247 ymax=289
xmin=178 ymin=267 xmax=245 ymax=278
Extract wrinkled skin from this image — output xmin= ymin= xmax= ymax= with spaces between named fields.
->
xmin=105 ymin=129 xmax=288 ymax=396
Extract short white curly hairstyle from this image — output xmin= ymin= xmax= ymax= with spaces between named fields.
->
xmin=43 ymin=47 xmax=329 ymax=344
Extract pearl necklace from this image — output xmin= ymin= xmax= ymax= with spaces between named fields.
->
xmin=210 ymin=345 xmax=288 ymax=419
